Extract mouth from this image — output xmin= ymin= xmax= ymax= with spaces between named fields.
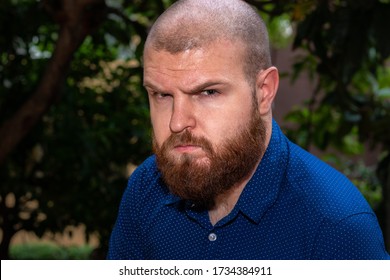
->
xmin=173 ymin=144 xmax=202 ymax=153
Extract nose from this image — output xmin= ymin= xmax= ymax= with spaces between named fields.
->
xmin=169 ymin=96 xmax=196 ymax=133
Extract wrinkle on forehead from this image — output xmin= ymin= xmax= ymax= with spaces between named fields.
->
xmin=144 ymin=39 xmax=239 ymax=71
xmin=143 ymin=40 xmax=244 ymax=94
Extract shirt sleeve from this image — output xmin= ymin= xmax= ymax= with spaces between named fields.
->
xmin=312 ymin=213 xmax=390 ymax=260
xmin=107 ymin=168 xmax=145 ymax=260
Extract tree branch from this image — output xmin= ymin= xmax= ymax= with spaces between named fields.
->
xmin=106 ymin=6 xmax=149 ymax=40
xmin=0 ymin=0 xmax=107 ymax=167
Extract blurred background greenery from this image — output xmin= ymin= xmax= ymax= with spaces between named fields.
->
xmin=1 ymin=0 xmax=390 ymax=259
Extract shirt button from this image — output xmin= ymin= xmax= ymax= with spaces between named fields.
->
xmin=208 ymin=233 xmax=217 ymax=242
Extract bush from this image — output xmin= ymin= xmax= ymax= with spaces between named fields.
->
xmin=9 ymin=243 xmax=94 ymax=260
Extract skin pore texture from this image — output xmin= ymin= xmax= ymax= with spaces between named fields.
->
xmin=143 ymin=0 xmax=279 ymax=225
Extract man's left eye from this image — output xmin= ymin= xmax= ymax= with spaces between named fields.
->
xmin=201 ymin=89 xmax=218 ymax=96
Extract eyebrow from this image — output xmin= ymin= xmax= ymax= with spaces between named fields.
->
xmin=186 ymin=81 xmax=227 ymax=95
xmin=143 ymin=79 xmax=228 ymax=95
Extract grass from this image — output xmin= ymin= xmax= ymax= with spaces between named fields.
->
xmin=9 ymin=243 xmax=94 ymax=260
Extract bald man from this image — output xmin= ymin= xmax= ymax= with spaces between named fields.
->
xmin=108 ymin=0 xmax=390 ymax=259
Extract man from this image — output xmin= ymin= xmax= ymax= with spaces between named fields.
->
xmin=108 ymin=0 xmax=390 ymax=259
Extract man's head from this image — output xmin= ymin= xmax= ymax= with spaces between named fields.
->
xmin=145 ymin=0 xmax=271 ymax=85
xmin=143 ymin=0 xmax=279 ymax=209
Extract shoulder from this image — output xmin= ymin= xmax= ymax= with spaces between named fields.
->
xmin=312 ymin=212 xmax=389 ymax=259
xmin=120 ymin=155 xmax=168 ymax=208
xmin=130 ymin=155 xmax=159 ymax=180
xmin=284 ymin=140 xmax=374 ymax=220
xmin=282 ymin=141 xmax=389 ymax=259
xmin=108 ymin=155 xmax=162 ymax=260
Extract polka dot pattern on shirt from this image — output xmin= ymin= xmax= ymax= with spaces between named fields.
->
xmin=108 ymin=120 xmax=390 ymax=260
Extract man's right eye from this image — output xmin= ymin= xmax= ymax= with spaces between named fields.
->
xmin=157 ymin=93 xmax=171 ymax=98
xmin=150 ymin=91 xmax=172 ymax=100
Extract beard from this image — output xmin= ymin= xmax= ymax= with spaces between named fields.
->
xmin=153 ymin=106 xmax=266 ymax=210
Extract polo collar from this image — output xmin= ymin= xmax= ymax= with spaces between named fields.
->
xmin=163 ymin=191 xmax=181 ymax=206
xmin=237 ymin=120 xmax=288 ymax=224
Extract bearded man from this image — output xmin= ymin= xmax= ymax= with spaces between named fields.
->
xmin=108 ymin=0 xmax=390 ymax=259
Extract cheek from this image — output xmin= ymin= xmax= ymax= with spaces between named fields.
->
xmin=150 ymin=113 xmax=170 ymax=147
xmin=210 ymin=102 xmax=252 ymax=130
xmin=202 ymin=112 xmax=246 ymax=148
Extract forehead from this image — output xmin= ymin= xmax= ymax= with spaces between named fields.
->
xmin=143 ymin=40 xmax=246 ymax=91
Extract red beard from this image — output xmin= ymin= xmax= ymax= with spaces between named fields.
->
xmin=153 ymin=108 xmax=266 ymax=210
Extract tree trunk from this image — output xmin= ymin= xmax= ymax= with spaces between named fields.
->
xmin=0 ymin=198 xmax=17 ymax=260
xmin=0 ymin=0 xmax=106 ymax=167
xmin=0 ymin=229 xmax=13 ymax=260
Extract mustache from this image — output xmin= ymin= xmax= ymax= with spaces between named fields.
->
xmin=159 ymin=130 xmax=214 ymax=155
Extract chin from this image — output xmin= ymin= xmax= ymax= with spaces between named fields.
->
xmin=172 ymin=152 xmax=211 ymax=167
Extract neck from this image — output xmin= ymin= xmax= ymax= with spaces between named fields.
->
xmin=208 ymin=117 xmax=273 ymax=226
xmin=208 ymin=117 xmax=273 ymax=225
xmin=208 ymin=158 xmax=260 ymax=226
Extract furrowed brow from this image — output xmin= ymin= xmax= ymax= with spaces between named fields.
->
xmin=186 ymin=81 xmax=226 ymax=95
xmin=143 ymin=80 xmax=163 ymax=92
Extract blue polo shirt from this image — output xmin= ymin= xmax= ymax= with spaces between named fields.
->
xmin=108 ymin=120 xmax=390 ymax=259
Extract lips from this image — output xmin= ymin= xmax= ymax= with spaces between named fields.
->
xmin=174 ymin=143 xmax=200 ymax=148
xmin=159 ymin=130 xmax=214 ymax=155
xmin=173 ymin=144 xmax=202 ymax=153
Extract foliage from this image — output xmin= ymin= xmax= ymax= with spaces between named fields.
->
xmin=9 ymin=243 xmax=93 ymax=260
xmin=0 ymin=0 xmax=172 ymax=259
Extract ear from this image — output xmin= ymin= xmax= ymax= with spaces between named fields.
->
xmin=255 ymin=66 xmax=279 ymax=116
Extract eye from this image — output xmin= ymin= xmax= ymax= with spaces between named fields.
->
xmin=201 ymin=89 xmax=219 ymax=96
xmin=157 ymin=93 xmax=171 ymax=98
xmin=150 ymin=91 xmax=172 ymax=99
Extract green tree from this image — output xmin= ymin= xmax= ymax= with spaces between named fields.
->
xmin=0 ymin=0 xmax=173 ymax=259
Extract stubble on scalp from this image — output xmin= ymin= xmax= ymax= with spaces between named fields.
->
xmin=145 ymin=0 xmax=272 ymax=85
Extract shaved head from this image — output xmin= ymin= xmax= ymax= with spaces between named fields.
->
xmin=145 ymin=0 xmax=272 ymax=84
